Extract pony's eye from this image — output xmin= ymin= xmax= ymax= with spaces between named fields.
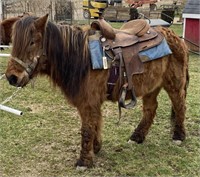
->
xmin=30 ymin=41 xmax=35 ymax=46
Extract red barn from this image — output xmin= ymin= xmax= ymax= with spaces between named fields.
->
xmin=182 ymin=0 xmax=200 ymax=52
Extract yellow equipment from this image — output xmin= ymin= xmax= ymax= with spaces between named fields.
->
xmin=83 ymin=0 xmax=108 ymax=19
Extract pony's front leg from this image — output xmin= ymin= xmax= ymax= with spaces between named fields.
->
xmin=76 ymin=105 xmax=102 ymax=168
xmin=76 ymin=123 xmax=95 ymax=168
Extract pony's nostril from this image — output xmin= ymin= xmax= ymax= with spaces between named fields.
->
xmin=8 ymin=75 xmax=18 ymax=86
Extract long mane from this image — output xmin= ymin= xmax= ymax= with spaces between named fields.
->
xmin=45 ymin=22 xmax=91 ymax=98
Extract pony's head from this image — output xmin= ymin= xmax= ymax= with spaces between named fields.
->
xmin=5 ymin=14 xmax=48 ymax=87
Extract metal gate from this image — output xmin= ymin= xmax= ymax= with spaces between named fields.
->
xmin=54 ymin=0 xmax=72 ymax=22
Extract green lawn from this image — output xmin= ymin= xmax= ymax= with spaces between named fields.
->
xmin=0 ymin=24 xmax=199 ymax=177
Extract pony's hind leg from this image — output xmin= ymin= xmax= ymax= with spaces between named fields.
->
xmin=171 ymin=69 xmax=190 ymax=129
xmin=165 ymin=87 xmax=186 ymax=142
xmin=129 ymin=88 xmax=161 ymax=143
xmin=164 ymin=68 xmax=188 ymax=142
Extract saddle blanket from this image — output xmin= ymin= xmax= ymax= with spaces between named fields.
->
xmin=89 ymin=38 xmax=172 ymax=69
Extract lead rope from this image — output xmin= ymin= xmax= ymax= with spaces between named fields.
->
xmin=1 ymin=87 xmax=22 ymax=105
xmin=0 ymin=74 xmax=5 ymax=80
xmin=0 ymin=73 xmax=22 ymax=105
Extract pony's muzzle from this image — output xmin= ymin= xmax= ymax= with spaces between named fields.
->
xmin=7 ymin=74 xmax=18 ymax=86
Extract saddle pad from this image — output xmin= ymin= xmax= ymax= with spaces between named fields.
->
xmin=89 ymin=38 xmax=172 ymax=69
xmin=89 ymin=40 xmax=104 ymax=69
xmin=139 ymin=38 xmax=172 ymax=62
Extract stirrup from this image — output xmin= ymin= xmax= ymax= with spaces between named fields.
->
xmin=118 ymin=83 xmax=137 ymax=109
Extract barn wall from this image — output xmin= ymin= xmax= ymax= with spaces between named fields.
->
xmin=185 ymin=18 xmax=200 ymax=46
xmin=184 ymin=18 xmax=200 ymax=52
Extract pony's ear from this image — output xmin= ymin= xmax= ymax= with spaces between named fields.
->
xmin=34 ymin=14 xmax=48 ymax=33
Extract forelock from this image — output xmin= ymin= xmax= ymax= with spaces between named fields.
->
xmin=11 ymin=16 xmax=37 ymax=58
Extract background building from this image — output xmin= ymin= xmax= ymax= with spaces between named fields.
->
xmin=182 ymin=0 xmax=200 ymax=52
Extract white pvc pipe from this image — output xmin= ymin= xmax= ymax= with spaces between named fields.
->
xmin=0 ymin=104 xmax=23 ymax=116
xmin=0 ymin=74 xmax=5 ymax=80
xmin=0 ymin=53 xmax=11 ymax=57
xmin=0 ymin=45 xmax=11 ymax=48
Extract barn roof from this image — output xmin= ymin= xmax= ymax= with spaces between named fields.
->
xmin=183 ymin=0 xmax=200 ymax=15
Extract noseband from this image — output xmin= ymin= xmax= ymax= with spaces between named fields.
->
xmin=12 ymin=56 xmax=39 ymax=77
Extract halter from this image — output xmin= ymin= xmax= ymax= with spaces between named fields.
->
xmin=11 ymin=34 xmax=47 ymax=77
xmin=12 ymin=56 xmax=39 ymax=77
xmin=11 ymin=21 xmax=47 ymax=77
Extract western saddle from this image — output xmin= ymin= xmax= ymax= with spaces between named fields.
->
xmin=90 ymin=18 xmax=164 ymax=114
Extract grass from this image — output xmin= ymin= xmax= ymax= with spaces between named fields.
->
xmin=0 ymin=24 xmax=200 ymax=177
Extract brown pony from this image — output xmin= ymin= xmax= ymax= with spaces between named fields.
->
xmin=0 ymin=17 xmax=20 ymax=45
xmin=5 ymin=14 xmax=189 ymax=167
xmin=0 ymin=13 xmax=31 ymax=46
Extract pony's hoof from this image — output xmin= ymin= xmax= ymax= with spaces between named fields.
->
xmin=129 ymin=132 xmax=145 ymax=144
xmin=173 ymin=140 xmax=182 ymax=145
xmin=75 ymin=158 xmax=93 ymax=168
xmin=173 ymin=130 xmax=185 ymax=142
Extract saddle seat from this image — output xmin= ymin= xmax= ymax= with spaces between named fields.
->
xmin=117 ymin=19 xmax=150 ymax=36
xmin=91 ymin=18 xmax=150 ymax=40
